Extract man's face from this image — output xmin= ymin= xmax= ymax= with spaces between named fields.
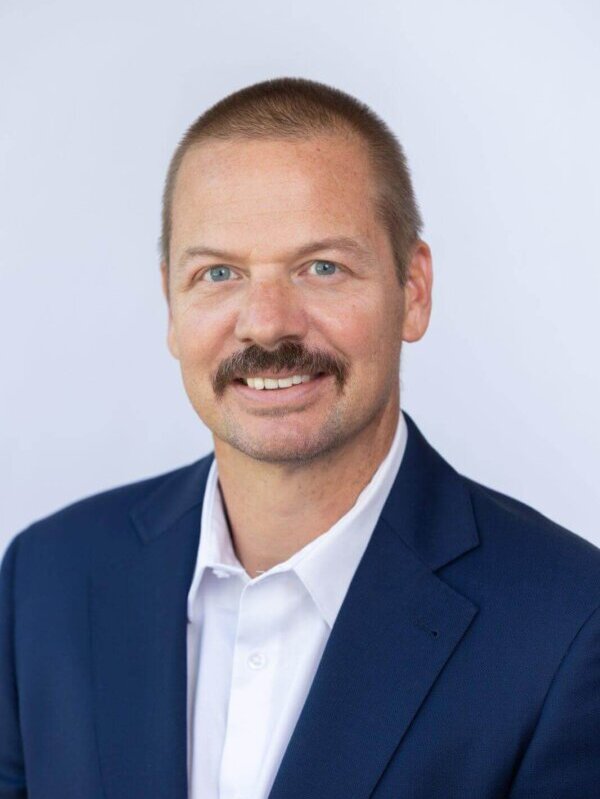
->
xmin=162 ymin=133 xmax=421 ymax=464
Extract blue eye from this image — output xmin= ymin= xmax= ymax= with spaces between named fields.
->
xmin=311 ymin=260 xmax=338 ymax=276
xmin=202 ymin=265 xmax=234 ymax=282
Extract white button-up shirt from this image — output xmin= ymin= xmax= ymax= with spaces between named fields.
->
xmin=187 ymin=410 xmax=408 ymax=799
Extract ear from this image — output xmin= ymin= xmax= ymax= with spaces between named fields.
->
xmin=401 ymin=240 xmax=433 ymax=343
xmin=160 ymin=261 xmax=180 ymax=360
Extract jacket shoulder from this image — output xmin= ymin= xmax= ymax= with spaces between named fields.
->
xmin=4 ymin=454 xmax=212 ymax=562
xmin=462 ymin=475 xmax=600 ymax=609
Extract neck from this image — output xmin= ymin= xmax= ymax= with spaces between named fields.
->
xmin=213 ymin=396 xmax=400 ymax=578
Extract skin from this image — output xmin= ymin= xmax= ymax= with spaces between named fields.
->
xmin=161 ymin=132 xmax=432 ymax=578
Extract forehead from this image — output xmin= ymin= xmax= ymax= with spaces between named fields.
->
xmin=170 ymin=134 xmax=383 ymax=260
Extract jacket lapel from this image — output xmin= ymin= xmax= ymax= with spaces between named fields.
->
xmin=267 ymin=412 xmax=480 ymax=799
xmin=89 ymin=455 xmax=213 ymax=799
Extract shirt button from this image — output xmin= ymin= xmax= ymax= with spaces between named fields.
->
xmin=247 ymin=651 xmax=267 ymax=670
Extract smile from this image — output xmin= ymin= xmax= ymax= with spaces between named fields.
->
xmin=238 ymin=373 xmax=319 ymax=390
xmin=231 ymin=372 xmax=330 ymax=404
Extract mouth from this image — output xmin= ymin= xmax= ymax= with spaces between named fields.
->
xmin=230 ymin=371 xmax=331 ymax=405
xmin=233 ymin=371 xmax=326 ymax=389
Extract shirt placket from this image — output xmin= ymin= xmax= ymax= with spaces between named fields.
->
xmin=218 ymin=575 xmax=283 ymax=799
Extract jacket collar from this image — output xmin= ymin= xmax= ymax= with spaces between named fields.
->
xmin=381 ymin=411 xmax=479 ymax=571
xmin=129 ymin=453 xmax=214 ymax=546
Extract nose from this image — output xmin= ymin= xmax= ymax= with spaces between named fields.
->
xmin=234 ymin=277 xmax=309 ymax=348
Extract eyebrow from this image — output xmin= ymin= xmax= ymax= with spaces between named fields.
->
xmin=177 ymin=235 xmax=372 ymax=270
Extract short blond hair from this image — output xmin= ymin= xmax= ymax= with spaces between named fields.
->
xmin=160 ymin=77 xmax=423 ymax=286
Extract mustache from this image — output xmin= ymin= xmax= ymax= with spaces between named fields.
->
xmin=213 ymin=341 xmax=350 ymax=396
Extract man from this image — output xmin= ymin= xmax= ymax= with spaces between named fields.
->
xmin=1 ymin=77 xmax=599 ymax=799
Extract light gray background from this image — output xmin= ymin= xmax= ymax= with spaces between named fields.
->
xmin=1 ymin=0 xmax=598 ymax=557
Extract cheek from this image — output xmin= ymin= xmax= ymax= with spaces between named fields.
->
xmin=171 ymin=300 xmax=234 ymax=363
xmin=317 ymin=293 xmax=394 ymax=357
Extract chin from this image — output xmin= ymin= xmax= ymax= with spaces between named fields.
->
xmin=221 ymin=419 xmax=347 ymax=465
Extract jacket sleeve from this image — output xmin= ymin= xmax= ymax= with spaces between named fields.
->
xmin=0 ymin=534 xmax=27 ymax=799
xmin=508 ymin=601 xmax=600 ymax=798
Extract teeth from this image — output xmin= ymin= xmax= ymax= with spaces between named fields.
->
xmin=244 ymin=374 xmax=315 ymax=390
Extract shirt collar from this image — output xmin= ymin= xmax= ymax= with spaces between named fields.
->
xmin=187 ymin=410 xmax=408 ymax=627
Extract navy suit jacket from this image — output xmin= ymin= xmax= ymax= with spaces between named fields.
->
xmin=2 ymin=411 xmax=600 ymax=799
